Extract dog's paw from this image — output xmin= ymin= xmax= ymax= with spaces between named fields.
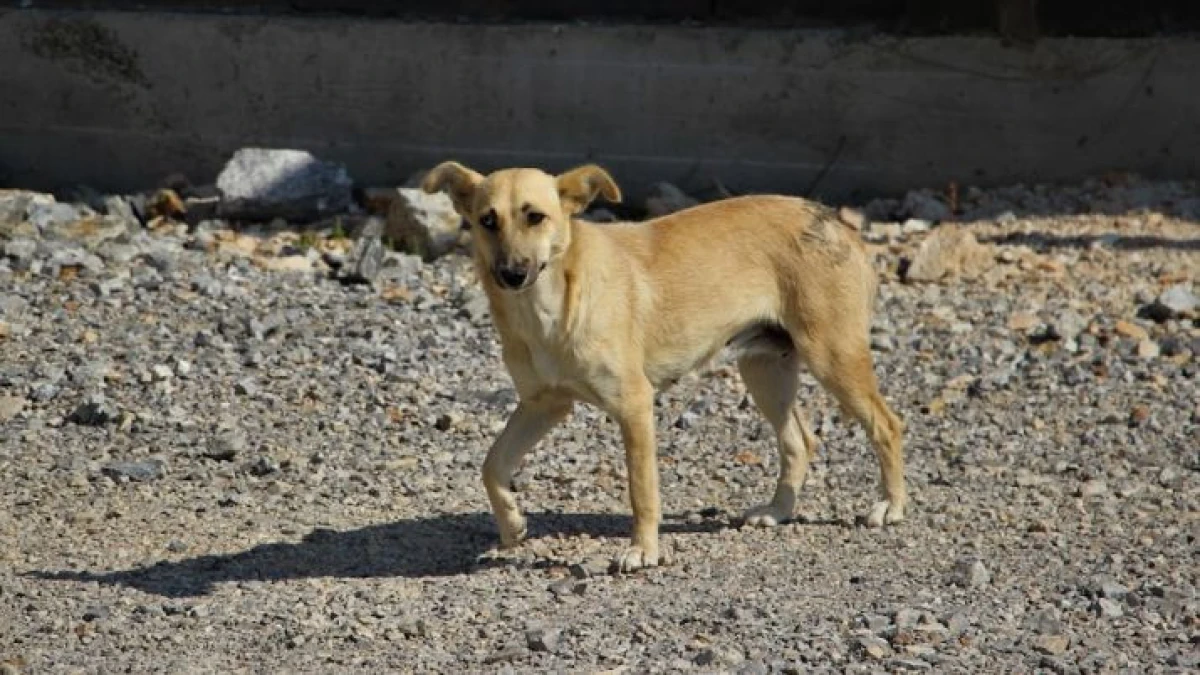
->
xmin=742 ymin=504 xmax=791 ymax=528
xmin=864 ymin=499 xmax=906 ymax=528
xmin=614 ymin=544 xmax=670 ymax=573
xmin=497 ymin=514 xmax=528 ymax=549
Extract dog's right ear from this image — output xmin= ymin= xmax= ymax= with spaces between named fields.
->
xmin=421 ymin=161 xmax=485 ymax=216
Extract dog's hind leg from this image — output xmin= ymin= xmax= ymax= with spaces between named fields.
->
xmin=738 ymin=350 xmax=818 ymax=527
xmin=482 ymin=396 xmax=573 ymax=548
xmin=800 ymin=335 xmax=907 ymax=528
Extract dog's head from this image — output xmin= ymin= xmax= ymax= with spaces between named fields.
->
xmin=421 ymin=161 xmax=621 ymax=291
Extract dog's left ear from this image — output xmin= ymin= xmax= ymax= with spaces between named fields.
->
xmin=556 ymin=164 xmax=622 ymax=216
xmin=421 ymin=161 xmax=485 ymax=216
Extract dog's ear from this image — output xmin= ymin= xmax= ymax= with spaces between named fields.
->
xmin=421 ymin=161 xmax=485 ymax=216
xmin=556 ymin=164 xmax=622 ymax=216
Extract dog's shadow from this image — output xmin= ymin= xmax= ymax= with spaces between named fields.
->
xmin=24 ymin=511 xmax=733 ymax=598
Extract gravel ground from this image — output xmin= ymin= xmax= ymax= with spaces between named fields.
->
xmin=1 ymin=174 xmax=1197 ymax=674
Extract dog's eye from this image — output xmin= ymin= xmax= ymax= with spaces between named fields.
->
xmin=527 ymin=212 xmax=546 ymax=226
xmin=479 ymin=211 xmax=499 ymax=231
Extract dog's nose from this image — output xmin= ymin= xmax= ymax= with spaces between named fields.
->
xmin=496 ymin=264 xmax=530 ymax=289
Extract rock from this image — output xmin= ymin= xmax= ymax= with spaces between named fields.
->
xmin=0 ymin=395 xmax=25 ymax=422
xmin=569 ymin=556 xmax=613 ymax=579
xmin=902 ymin=227 xmax=993 ymax=283
xmin=103 ymin=195 xmax=140 ymax=227
xmin=694 ymin=646 xmax=743 ymax=667
xmin=27 ymin=200 xmax=88 ymax=233
xmin=644 ymin=182 xmax=699 ymax=217
xmin=216 ymin=148 xmax=354 ymax=222
xmin=101 ymin=459 xmax=164 ymax=482
xmin=1051 ymin=310 xmax=1087 ymax=343
xmin=484 ymin=644 xmax=527 ymax=664
xmin=901 ymin=218 xmax=932 ymax=235
xmin=1136 ymin=339 xmax=1160 ymax=359
xmin=69 ymin=393 xmax=118 ymax=426
xmin=950 ymin=557 xmax=991 ymax=588
xmin=525 ymin=626 xmax=560 ymax=652
xmin=901 ymin=189 xmax=952 ymax=222
xmin=1096 ymin=598 xmax=1124 ymax=618
xmin=1079 ymin=480 xmax=1107 ymax=499
xmin=1155 ymin=283 xmax=1199 ymax=318
xmin=385 ymin=188 xmax=464 ymax=262
xmin=1099 ymin=580 xmax=1129 ymax=600
xmin=41 ymin=215 xmax=130 ymax=249
xmin=1033 ymin=634 xmax=1071 ymax=656
xmin=234 ymin=378 xmax=258 ymax=397
xmin=3 ymin=239 xmax=37 ymax=268
xmin=48 ymin=248 xmax=105 ymax=277
xmin=82 ymin=606 xmax=110 ymax=622
xmin=205 ymin=433 xmax=246 ymax=461
xmin=1114 ymin=320 xmax=1149 ymax=341
xmin=894 ymin=608 xmax=922 ymax=630
xmin=854 ymin=635 xmax=892 ymax=660
xmin=339 ymin=216 xmax=386 ymax=284
xmin=1 ymin=189 xmax=57 ymax=231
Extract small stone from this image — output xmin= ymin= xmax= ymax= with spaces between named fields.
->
xmin=1128 ymin=404 xmax=1151 ymax=426
xmin=484 ymin=644 xmax=527 ymax=664
xmin=1136 ymin=339 xmax=1160 ymax=359
xmin=234 ymin=378 xmax=258 ymax=396
xmin=206 ymin=433 xmax=245 ymax=461
xmin=895 ymin=608 xmax=922 ymax=630
xmin=854 ymin=635 xmax=892 ymax=660
xmin=1079 ymin=480 xmax=1107 ymax=499
xmin=69 ymin=393 xmax=118 ymax=426
xmin=101 ymin=459 xmax=164 ymax=482
xmin=569 ymin=556 xmax=612 ymax=579
xmin=1156 ymin=283 xmax=1199 ymax=317
xmin=151 ymin=364 xmax=174 ymax=381
xmin=82 ymin=606 xmax=110 ymax=622
xmin=0 ymin=395 xmax=25 ymax=422
xmin=950 ymin=557 xmax=991 ymax=588
xmin=340 ymin=217 xmax=386 ymax=284
xmin=525 ymin=626 xmax=560 ymax=652
xmin=1100 ymin=581 xmax=1129 ymax=600
xmin=248 ymin=456 xmax=280 ymax=477
xmin=166 ymin=540 xmax=187 ymax=553
xmin=1114 ymin=319 xmax=1149 ymax=341
xmin=1096 ymin=598 xmax=1123 ymax=618
xmin=1008 ymin=311 xmax=1039 ymax=332
xmin=175 ymin=360 xmax=192 ymax=376
xmin=693 ymin=646 xmax=743 ymax=667
xmin=645 ymin=182 xmax=699 ymax=217
xmin=903 ymin=227 xmax=993 ymax=283
xmin=1033 ymin=634 xmax=1071 ymax=656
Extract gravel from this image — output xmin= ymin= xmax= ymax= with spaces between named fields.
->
xmin=0 ymin=173 xmax=1197 ymax=673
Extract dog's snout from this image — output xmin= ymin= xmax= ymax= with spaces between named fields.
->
xmin=496 ymin=263 xmax=531 ymax=289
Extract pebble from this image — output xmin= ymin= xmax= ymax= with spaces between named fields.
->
xmin=525 ymin=626 xmax=561 ymax=653
xmin=69 ymin=393 xmax=119 ymax=426
xmin=101 ymin=459 xmax=164 ymax=482
xmin=951 ymin=557 xmax=991 ymax=588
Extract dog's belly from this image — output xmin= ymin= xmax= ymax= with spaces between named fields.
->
xmin=646 ymin=322 xmax=794 ymax=390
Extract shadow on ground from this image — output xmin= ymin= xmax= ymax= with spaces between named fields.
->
xmin=980 ymin=231 xmax=1200 ymax=252
xmin=24 ymin=511 xmax=733 ymax=598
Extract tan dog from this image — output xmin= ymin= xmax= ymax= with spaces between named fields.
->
xmin=421 ymin=162 xmax=907 ymax=572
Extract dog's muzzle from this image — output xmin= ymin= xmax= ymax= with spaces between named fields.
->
xmin=495 ymin=263 xmax=536 ymax=290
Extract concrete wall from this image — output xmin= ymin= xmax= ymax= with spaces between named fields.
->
xmin=1 ymin=8 xmax=1198 ymax=202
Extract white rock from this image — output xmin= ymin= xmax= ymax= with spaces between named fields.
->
xmin=386 ymin=188 xmax=464 ymax=262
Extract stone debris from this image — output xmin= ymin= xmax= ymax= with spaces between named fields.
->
xmin=0 ymin=171 xmax=1195 ymax=672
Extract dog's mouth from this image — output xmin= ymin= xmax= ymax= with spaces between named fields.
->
xmin=493 ymin=262 xmax=547 ymax=292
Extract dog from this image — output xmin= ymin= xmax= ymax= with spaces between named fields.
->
xmin=421 ymin=161 xmax=907 ymax=572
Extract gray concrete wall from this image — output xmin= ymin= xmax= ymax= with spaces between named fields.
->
xmin=1 ymin=8 xmax=1197 ymax=202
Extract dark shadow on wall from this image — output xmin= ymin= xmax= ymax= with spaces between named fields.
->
xmin=23 ymin=510 xmax=734 ymax=598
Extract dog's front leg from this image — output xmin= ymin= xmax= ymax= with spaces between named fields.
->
xmin=612 ymin=382 xmax=667 ymax=572
xmin=482 ymin=397 xmax=571 ymax=548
